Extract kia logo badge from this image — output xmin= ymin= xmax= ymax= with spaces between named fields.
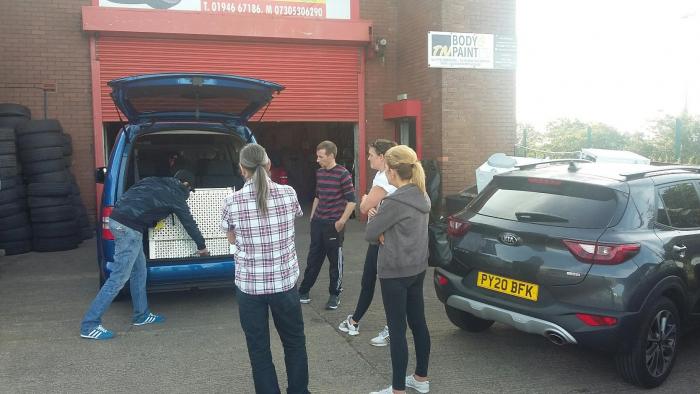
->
xmin=499 ymin=232 xmax=521 ymax=246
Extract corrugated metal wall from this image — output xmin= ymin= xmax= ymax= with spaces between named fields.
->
xmin=97 ymin=36 xmax=361 ymax=122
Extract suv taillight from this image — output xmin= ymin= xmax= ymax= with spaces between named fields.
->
xmin=102 ymin=206 xmax=114 ymax=240
xmin=563 ymin=240 xmax=640 ymax=265
xmin=447 ymin=216 xmax=471 ymax=237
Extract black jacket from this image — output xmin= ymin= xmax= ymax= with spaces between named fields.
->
xmin=110 ymin=177 xmax=206 ymax=250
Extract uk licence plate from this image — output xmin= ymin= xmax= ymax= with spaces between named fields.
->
xmin=476 ymin=271 xmax=539 ymax=301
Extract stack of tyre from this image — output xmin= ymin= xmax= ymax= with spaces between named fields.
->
xmin=0 ymin=104 xmax=32 ymax=255
xmin=16 ymin=120 xmax=85 ymax=252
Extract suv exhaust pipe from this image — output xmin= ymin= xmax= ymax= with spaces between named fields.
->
xmin=544 ymin=330 xmax=568 ymax=346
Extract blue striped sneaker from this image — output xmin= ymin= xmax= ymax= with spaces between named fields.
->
xmin=80 ymin=325 xmax=115 ymax=340
xmin=133 ymin=312 xmax=166 ymax=326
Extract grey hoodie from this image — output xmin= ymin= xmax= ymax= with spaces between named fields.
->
xmin=365 ymin=183 xmax=431 ymax=279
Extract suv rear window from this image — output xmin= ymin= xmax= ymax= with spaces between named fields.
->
xmin=471 ymin=177 xmax=621 ymax=229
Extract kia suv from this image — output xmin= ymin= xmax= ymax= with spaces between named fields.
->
xmin=96 ymin=73 xmax=283 ymax=292
xmin=434 ymin=160 xmax=700 ymax=388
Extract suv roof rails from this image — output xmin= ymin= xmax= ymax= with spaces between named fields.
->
xmin=622 ymin=165 xmax=700 ymax=180
xmin=516 ymin=159 xmax=591 ymax=170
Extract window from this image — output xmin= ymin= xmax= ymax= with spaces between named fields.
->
xmin=471 ymin=178 xmax=620 ymax=229
xmin=658 ymin=182 xmax=700 ymax=229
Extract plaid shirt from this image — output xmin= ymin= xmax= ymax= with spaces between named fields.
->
xmin=221 ymin=179 xmax=303 ymax=295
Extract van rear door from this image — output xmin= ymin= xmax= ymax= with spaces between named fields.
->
xmin=108 ymin=73 xmax=284 ymax=124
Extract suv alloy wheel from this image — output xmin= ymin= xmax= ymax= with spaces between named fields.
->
xmin=615 ymin=296 xmax=680 ymax=388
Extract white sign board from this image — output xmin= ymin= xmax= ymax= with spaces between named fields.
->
xmin=428 ymin=31 xmax=515 ymax=70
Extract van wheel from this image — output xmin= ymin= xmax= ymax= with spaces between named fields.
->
xmin=445 ymin=304 xmax=494 ymax=332
xmin=615 ymin=296 xmax=680 ymax=388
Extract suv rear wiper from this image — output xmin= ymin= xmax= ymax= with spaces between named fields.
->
xmin=515 ymin=212 xmax=569 ymax=223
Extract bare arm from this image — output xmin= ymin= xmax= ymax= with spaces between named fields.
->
xmin=309 ymin=197 xmax=319 ymax=221
xmin=335 ymin=201 xmax=357 ymax=232
xmin=226 ymin=230 xmax=236 ymax=245
xmin=360 ymin=185 xmax=388 ymax=214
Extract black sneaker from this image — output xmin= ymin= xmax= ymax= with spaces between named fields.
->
xmin=325 ymin=294 xmax=340 ymax=310
xmin=300 ymin=293 xmax=311 ymax=304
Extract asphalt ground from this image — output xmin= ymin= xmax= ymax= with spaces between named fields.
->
xmin=1 ymin=218 xmax=699 ymax=393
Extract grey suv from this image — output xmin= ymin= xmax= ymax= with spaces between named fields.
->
xmin=433 ymin=161 xmax=700 ymax=388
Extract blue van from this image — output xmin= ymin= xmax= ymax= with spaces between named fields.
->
xmin=95 ymin=73 xmax=284 ymax=292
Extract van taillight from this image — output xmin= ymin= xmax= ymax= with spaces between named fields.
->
xmin=447 ymin=216 xmax=471 ymax=237
xmin=563 ymin=240 xmax=640 ymax=265
xmin=102 ymin=206 xmax=114 ymax=240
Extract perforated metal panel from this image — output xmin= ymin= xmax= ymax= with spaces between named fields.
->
xmin=148 ymin=188 xmax=234 ymax=259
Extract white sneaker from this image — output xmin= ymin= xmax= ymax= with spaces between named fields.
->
xmin=338 ymin=314 xmax=360 ymax=336
xmin=370 ymin=386 xmax=393 ymax=394
xmin=406 ymin=375 xmax=430 ymax=393
xmin=370 ymin=325 xmax=389 ymax=347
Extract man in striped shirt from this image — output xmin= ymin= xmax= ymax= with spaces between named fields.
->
xmin=298 ymin=140 xmax=356 ymax=310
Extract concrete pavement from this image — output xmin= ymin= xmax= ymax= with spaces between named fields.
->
xmin=1 ymin=218 xmax=699 ymax=393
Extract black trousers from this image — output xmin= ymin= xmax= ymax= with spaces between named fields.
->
xmin=299 ymin=219 xmax=344 ymax=296
xmin=380 ymin=270 xmax=431 ymax=390
xmin=351 ymin=243 xmax=379 ymax=322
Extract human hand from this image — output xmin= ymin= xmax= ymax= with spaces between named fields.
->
xmin=368 ymin=207 xmax=378 ymax=218
xmin=378 ymin=234 xmax=385 ymax=245
xmin=197 ymin=248 xmax=210 ymax=256
xmin=335 ymin=220 xmax=346 ymax=232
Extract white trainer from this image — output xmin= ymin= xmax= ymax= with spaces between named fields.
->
xmin=406 ymin=374 xmax=430 ymax=393
xmin=370 ymin=386 xmax=393 ymax=394
xmin=370 ymin=325 xmax=389 ymax=347
xmin=338 ymin=314 xmax=360 ymax=336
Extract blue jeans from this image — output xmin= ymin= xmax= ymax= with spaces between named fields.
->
xmin=237 ymin=286 xmax=309 ymax=394
xmin=80 ymin=219 xmax=150 ymax=333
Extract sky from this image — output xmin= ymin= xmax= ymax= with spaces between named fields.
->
xmin=516 ymin=0 xmax=700 ymax=133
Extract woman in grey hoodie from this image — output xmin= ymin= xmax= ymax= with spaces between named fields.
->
xmin=366 ymin=145 xmax=431 ymax=394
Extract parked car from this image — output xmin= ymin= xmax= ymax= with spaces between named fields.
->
xmin=96 ymin=73 xmax=283 ymax=292
xmin=433 ymin=160 xmax=700 ymax=388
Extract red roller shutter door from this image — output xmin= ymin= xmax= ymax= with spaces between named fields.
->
xmin=97 ymin=36 xmax=360 ymax=122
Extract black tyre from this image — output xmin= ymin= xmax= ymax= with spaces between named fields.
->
xmin=17 ymin=132 xmax=64 ymax=150
xmin=19 ymin=147 xmax=64 ymax=163
xmin=0 ymin=103 xmax=31 ymax=118
xmin=32 ymin=235 xmax=79 ymax=252
xmin=16 ymin=119 xmax=61 ymax=136
xmin=0 ymin=225 xmax=32 ymax=242
xmin=615 ymin=296 xmax=680 ymax=388
xmin=0 ymin=212 xmax=30 ymax=230
xmin=0 ymin=239 xmax=32 ymax=255
xmin=21 ymin=159 xmax=65 ymax=176
xmin=27 ymin=182 xmax=72 ymax=197
xmin=0 ymin=153 xmax=17 ymax=167
xmin=32 ymin=220 xmax=78 ymax=238
xmin=0 ymin=141 xmax=16 ymax=155
xmin=0 ymin=127 xmax=16 ymax=141
xmin=0 ymin=176 xmax=19 ymax=189
xmin=0 ymin=117 xmax=28 ymax=129
xmin=28 ymin=195 xmax=72 ymax=209
xmin=444 ymin=304 xmax=495 ymax=332
xmin=62 ymin=133 xmax=73 ymax=156
xmin=25 ymin=170 xmax=69 ymax=183
xmin=0 ymin=166 xmax=18 ymax=178
xmin=29 ymin=204 xmax=76 ymax=223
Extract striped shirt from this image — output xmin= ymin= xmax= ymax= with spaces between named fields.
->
xmin=313 ymin=165 xmax=356 ymax=221
xmin=220 ymin=179 xmax=303 ymax=295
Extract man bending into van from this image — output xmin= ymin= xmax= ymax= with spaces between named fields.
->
xmin=80 ymin=170 xmax=209 ymax=340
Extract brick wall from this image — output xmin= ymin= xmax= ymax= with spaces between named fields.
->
xmin=0 ymin=0 xmax=96 ymax=222
xmin=440 ymin=0 xmax=517 ymax=194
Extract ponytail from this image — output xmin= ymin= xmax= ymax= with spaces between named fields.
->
xmin=239 ymin=144 xmax=270 ymax=214
xmin=411 ymin=161 xmax=426 ymax=195
xmin=384 ymin=145 xmax=426 ymax=194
